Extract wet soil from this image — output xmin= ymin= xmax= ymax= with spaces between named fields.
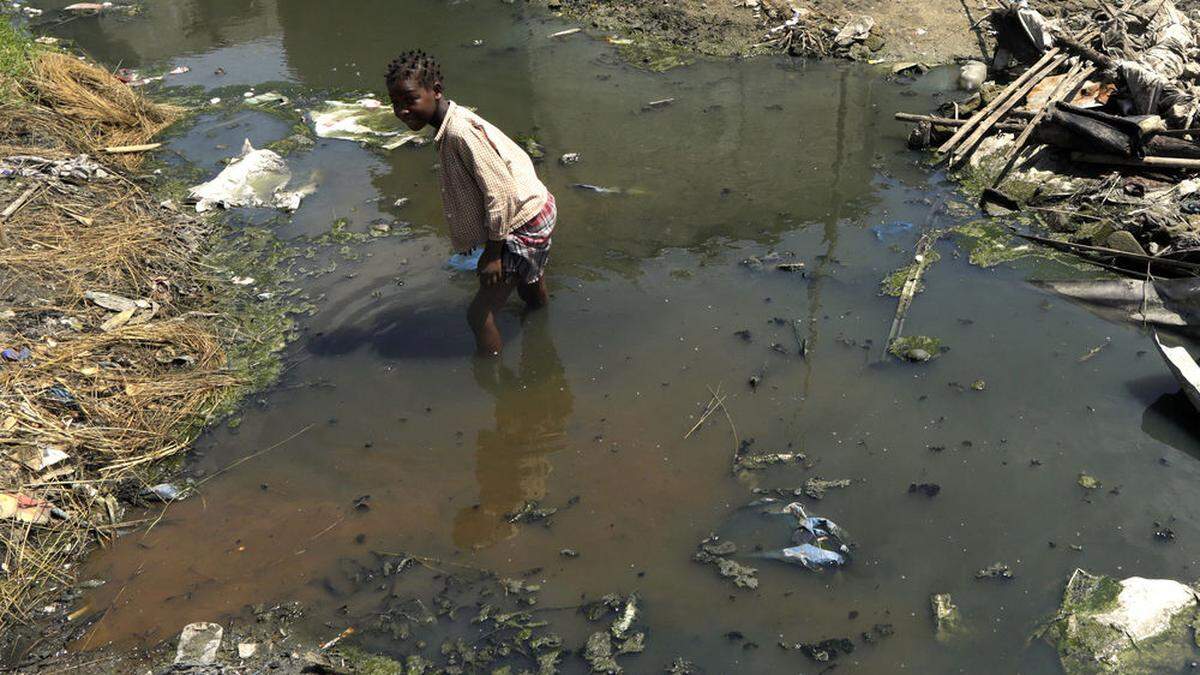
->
xmin=556 ymin=0 xmax=986 ymax=64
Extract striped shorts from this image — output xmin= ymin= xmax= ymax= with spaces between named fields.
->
xmin=502 ymin=192 xmax=556 ymax=285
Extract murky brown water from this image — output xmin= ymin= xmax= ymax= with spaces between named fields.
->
xmin=20 ymin=0 xmax=1200 ymax=672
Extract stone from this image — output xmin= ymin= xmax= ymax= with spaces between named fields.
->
xmin=238 ymin=642 xmax=258 ymax=659
xmin=175 ymin=622 xmax=223 ymax=665
xmin=1043 ymin=569 xmax=1200 ymax=674
xmin=931 ymin=593 xmax=964 ymax=642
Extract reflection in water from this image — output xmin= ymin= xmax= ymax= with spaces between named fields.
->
xmin=453 ymin=313 xmax=573 ymax=549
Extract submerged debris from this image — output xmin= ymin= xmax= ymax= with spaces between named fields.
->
xmin=693 ymin=535 xmax=758 ymax=589
xmin=735 ymin=451 xmax=806 ymax=471
xmin=505 ymin=500 xmax=558 ymax=525
xmin=976 ymin=562 xmax=1014 ymax=580
xmin=764 ymin=503 xmax=853 ymax=571
xmin=931 ymin=593 xmax=964 ymax=642
xmin=585 ymin=632 xmax=621 ymax=673
xmin=907 ymin=482 xmax=941 ymax=497
xmin=801 ymin=477 xmax=851 ymax=500
xmin=889 ymin=335 xmax=943 ymax=362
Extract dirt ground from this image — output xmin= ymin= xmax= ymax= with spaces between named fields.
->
xmin=555 ymin=0 xmax=988 ymax=64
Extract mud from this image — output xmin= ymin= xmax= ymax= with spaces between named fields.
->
xmin=554 ymin=0 xmax=986 ymax=65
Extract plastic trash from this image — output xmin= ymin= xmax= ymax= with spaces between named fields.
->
xmin=142 ymin=483 xmax=186 ymax=502
xmin=871 ymin=221 xmax=914 ymax=239
xmin=175 ymin=622 xmax=223 ymax=666
xmin=764 ymin=502 xmax=853 ymax=571
xmin=44 ymin=386 xmax=76 ymax=406
xmin=1 ymin=347 xmax=31 ymax=362
xmin=188 ymin=140 xmax=315 ymax=213
xmin=244 ymin=91 xmax=290 ymax=107
xmin=309 ymin=98 xmax=431 ymax=150
xmin=447 ymin=248 xmax=482 ymax=272
xmin=0 ymin=492 xmax=54 ymax=524
xmin=958 ymin=61 xmax=988 ymax=91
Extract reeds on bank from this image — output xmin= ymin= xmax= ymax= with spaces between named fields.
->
xmin=0 ymin=48 xmax=243 ymax=631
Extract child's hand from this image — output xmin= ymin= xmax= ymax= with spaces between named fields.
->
xmin=477 ymin=242 xmax=504 ymax=286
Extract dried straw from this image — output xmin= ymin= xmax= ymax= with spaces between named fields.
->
xmin=10 ymin=52 xmax=181 ymax=170
xmin=0 ymin=53 xmax=239 ymax=630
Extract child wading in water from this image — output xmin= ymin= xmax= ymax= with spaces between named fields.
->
xmin=386 ymin=51 xmax=556 ymax=355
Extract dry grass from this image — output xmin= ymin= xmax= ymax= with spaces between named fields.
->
xmin=5 ymin=52 xmax=180 ymax=170
xmin=0 ymin=52 xmax=242 ymax=630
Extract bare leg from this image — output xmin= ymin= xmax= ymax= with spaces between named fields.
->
xmin=517 ymin=276 xmax=549 ymax=309
xmin=468 ymin=280 xmax=516 ymax=356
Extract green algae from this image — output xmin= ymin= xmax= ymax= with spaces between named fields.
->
xmin=1040 ymin=570 xmax=1200 ymax=675
xmin=880 ymin=249 xmax=941 ymax=297
xmin=616 ymin=37 xmax=693 ymax=72
xmin=888 ymin=335 xmax=942 ymax=361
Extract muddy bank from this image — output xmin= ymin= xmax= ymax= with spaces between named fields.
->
xmin=553 ymin=0 xmax=985 ymax=66
xmin=0 ymin=21 xmax=298 ymax=660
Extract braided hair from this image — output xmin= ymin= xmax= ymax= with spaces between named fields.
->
xmin=385 ymin=50 xmax=442 ymax=90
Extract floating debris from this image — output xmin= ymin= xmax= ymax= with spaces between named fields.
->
xmin=188 ymin=140 xmax=315 ymax=212
xmin=763 ymin=503 xmax=853 ymax=571
xmin=976 ymin=562 xmax=1014 ymax=580
xmin=693 ymin=535 xmax=758 ymax=589
xmin=309 ymin=98 xmax=430 ymax=149
xmin=908 ymin=482 xmax=941 ymax=497
xmin=802 ymin=477 xmax=851 ymax=500
xmin=931 ymin=593 xmax=964 ymax=642
xmin=505 ymin=500 xmax=557 ymax=525
xmin=736 ymin=451 xmax=805 ymax=471
xmin=1078 ymin=473 xmax=1101 ymax=490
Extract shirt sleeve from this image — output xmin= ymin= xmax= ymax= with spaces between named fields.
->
xmin=453 ymin=122 xmax=513 ymax=241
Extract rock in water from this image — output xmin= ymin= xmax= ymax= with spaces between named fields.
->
xmin=931 ymin=593 xmax=964 ymax=642
xmin=584 ymin=631 xmax=621 ymax=673
xmin=1042 ymin=569 xmax=1200 ymax=674
xmin=175 ymin=622 xmax=223 ymax=665
xmin=959 ymin=61 xmax=987 ymax=91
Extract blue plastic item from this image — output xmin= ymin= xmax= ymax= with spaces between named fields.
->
xmin=446 ymin=247 xmax=482 ymax=272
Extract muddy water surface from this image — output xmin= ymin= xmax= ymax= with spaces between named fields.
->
xmin=31 ymin=0 xmax=1200 ymax=672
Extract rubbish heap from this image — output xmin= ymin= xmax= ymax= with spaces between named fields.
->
xmin=897 ymin=0 xmax=1200 ymax=282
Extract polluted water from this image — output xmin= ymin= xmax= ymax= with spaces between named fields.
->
xmin=18 ymin=0 xmax=1200 ymax=672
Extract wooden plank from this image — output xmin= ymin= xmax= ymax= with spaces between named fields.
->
xmin=935 ymin=48 xmax=1060 ymax=154
xmin=989 ymin=62 xmax=1095 ymax=185
xmin=949 ymin=52 xmax=1070 ymax=166
xmin=103 ymin=143 xmax=161 ymax=154
xmin=1070 ymin=152 xmax=1200 ymax=169
xmin=884 ymin=230 xmax=944 ymax=359
xmin=894 ymin=112 xmax=1026 ymax=131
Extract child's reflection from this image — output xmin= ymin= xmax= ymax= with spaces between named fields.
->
xmin=453 ymin=313 xmax=572 ymax=548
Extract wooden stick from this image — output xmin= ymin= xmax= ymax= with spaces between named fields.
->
xmin=885 ymin=230 xmax=944 ymax=358
xmin=894 ymin=112 xmax=1026 ymax=131
xmin=936 ymin=47 xmax=1061 ymax=154
xmin=0 ymin=185 xmax=39 ymax=246
xmin=1015 ymin=231 xmax=1200 ymax=275
xmin=949 ymin=52 xmax=1070 ymax=166
xmin=1070 ymin=152 xmax=1200 ymax=169
xmin=991 ymin=63 xmax=1096 ymax=186
xmin=683 ymin=388 xmax=726 ymax=439
xmin=103 ymin=143 xmax=161 ymax=154
xmin=1 ymin=186 xmax=38 ymax=221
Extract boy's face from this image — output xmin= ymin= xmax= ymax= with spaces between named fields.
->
xmin=389 ymin=77 xmax=441 ymax=131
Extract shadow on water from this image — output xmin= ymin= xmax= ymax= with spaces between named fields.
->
xmin=306 ymin=303 xmax=479 ymax=360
